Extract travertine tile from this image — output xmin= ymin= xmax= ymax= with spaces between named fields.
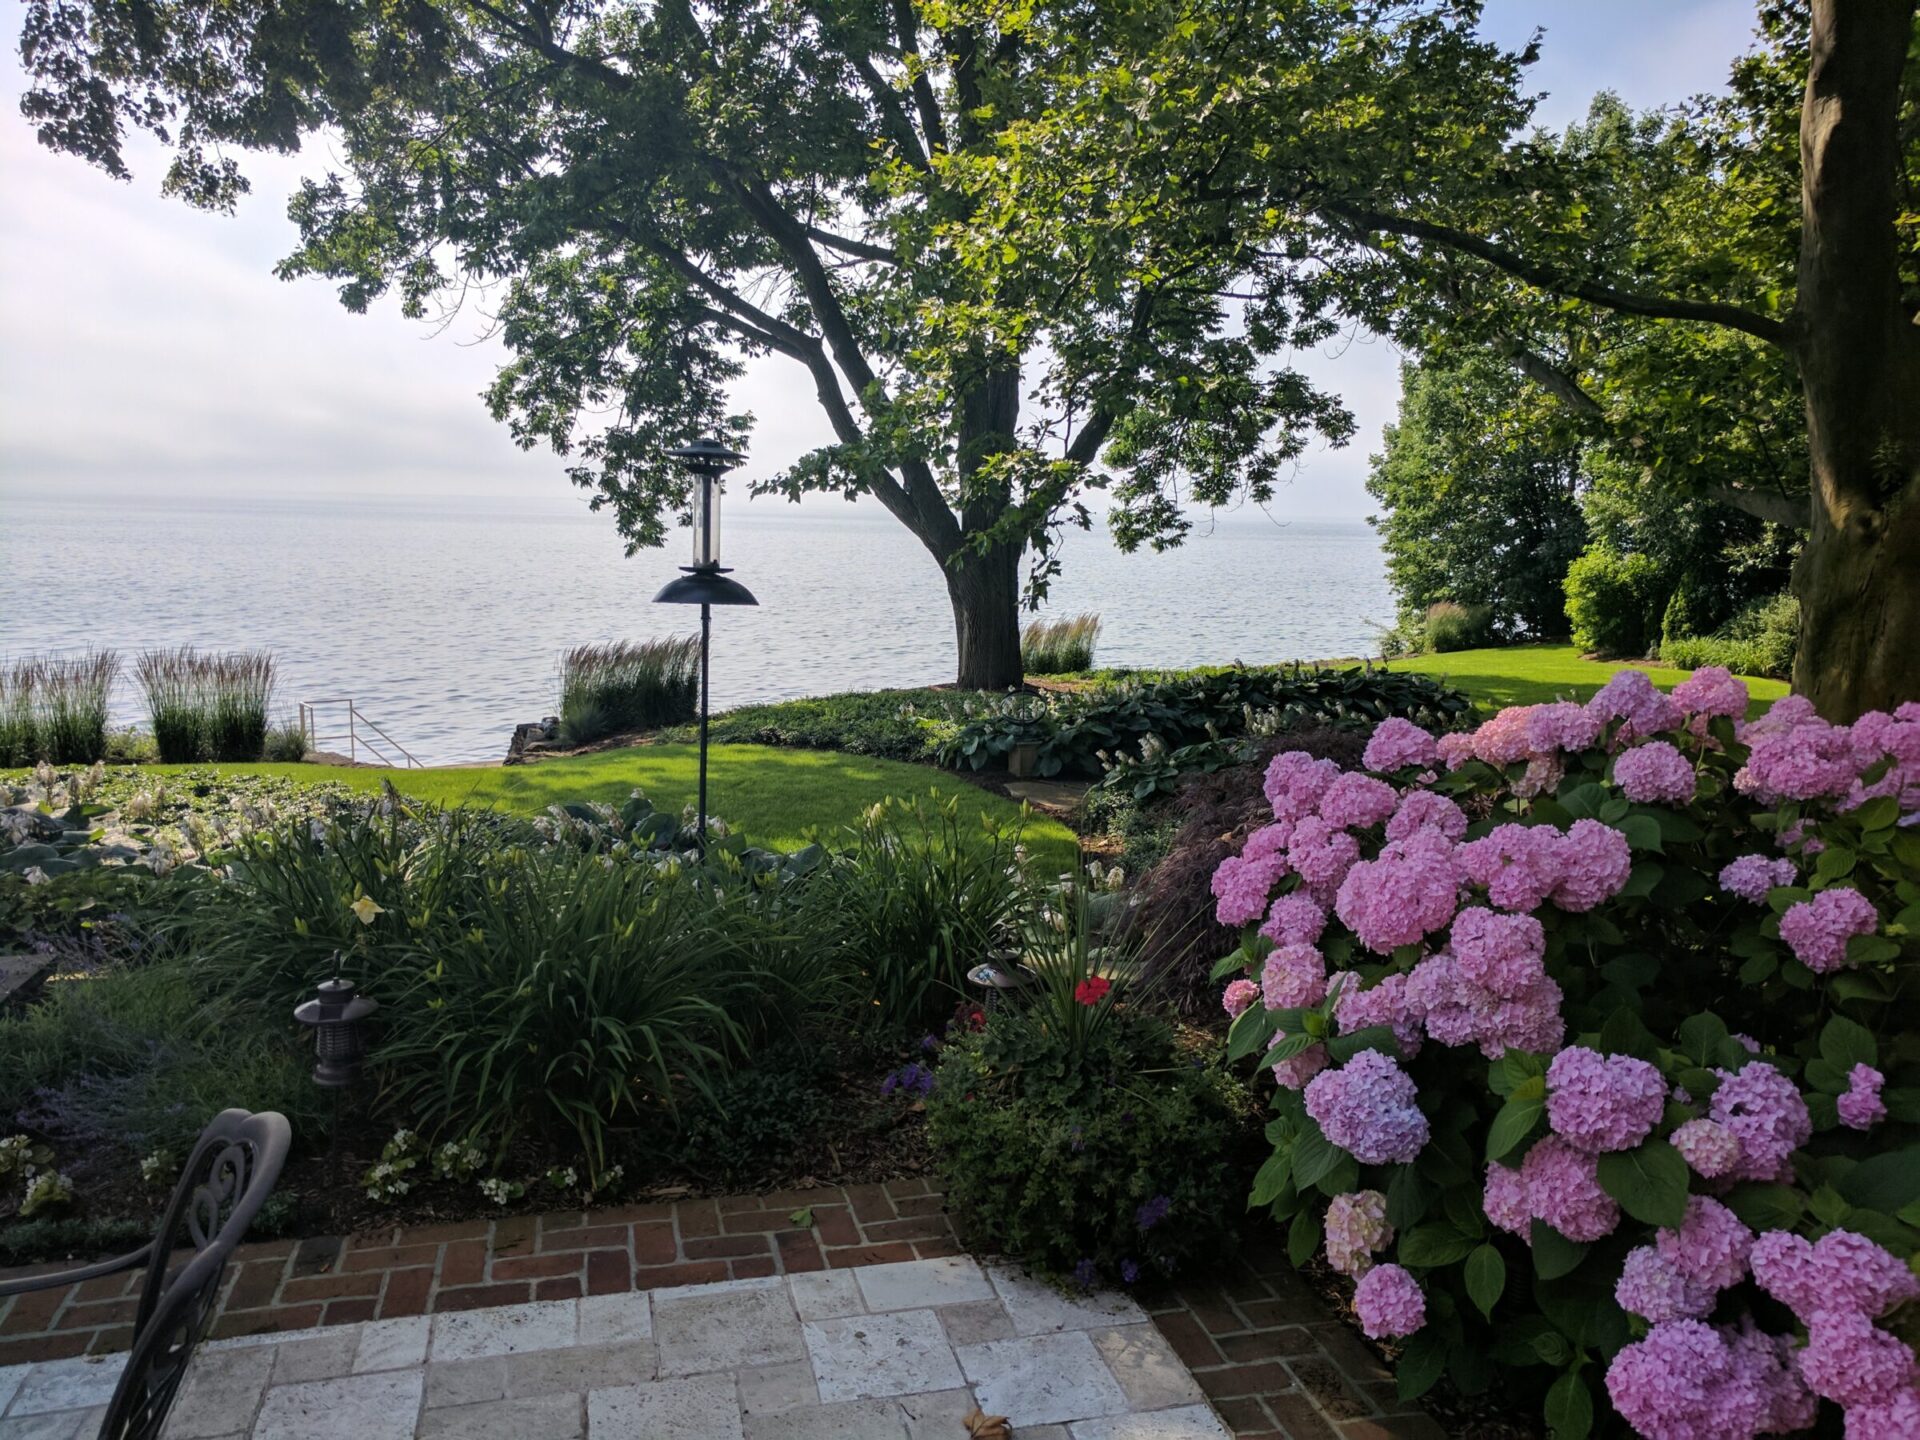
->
xmin=741 ymin=1397 xmax=903 ymax=1439
xmin=0 ymin=1409 xmax=106 ymax=1439
xmin=1090 ymin=1324 xmax=1205 ymax=1410
xmin=0 ymin=1365 xmax=30 ymax=1416
xmin=251 ymin=1369 xmax=423 ymax=1440
xmin=422 ymin=1356 xmax=506 ymax=1411
xmin=736 ymin=1360 xmax=817 ymax=1417
xmin=6 ymin=1357 xmax=126 ymax=1417
xmin=430 ymin=1299 xmax=579 ymax=1362
xmin=578 ymin=1292 xmax=653 ymax=1346
xmin=958 ymin=1331 xmax=1130 ymax=1426
xmin=787 ymin=1272 xmax=864 ymax=1322
xmin=1066 ymin=1404 xmax=1233 ymax=1439
xmin=164 ymin=1344 xmax=275 ymax=1439
xmin=269 ymin=1329 xmax=361 ymax=1386
xmin=804 ymin=1310 xmax=964 ymax=1403
xmin=897 ymin=1388 xmax=987 ymax=1439
xmin=354 ymin=1317 xmax=431 ymax=1374
xmin=504 ymin=1341 xmax=653 ymax=1397
xmin=937 ymin=1299 xmax=1015 ymax=1348
xmin=654 ymin=1283 xmax=802 ymax=1377
xmin=587 ymin=1374 xmax=744 ymax=1440
xmin=987 ymin=1265 xmax=1147 ymax=1336
xmin=417 ymin=1392 xmax=583 ymax=1440
xmin=853 ymin=1257 xmax=995 ymax=1313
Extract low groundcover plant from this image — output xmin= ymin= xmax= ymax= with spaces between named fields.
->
xmin=1213 ymin=670 xmax=1919 ymax=1438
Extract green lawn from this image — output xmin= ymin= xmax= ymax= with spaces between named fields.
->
xmin=152 ymin=743 xmax=1081 ymax=868
xmin=1380 ymin=644 xmax=1788 ymax=714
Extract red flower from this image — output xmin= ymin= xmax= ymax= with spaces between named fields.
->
xmin=1074 ymin=976 xmax=1112 ymax=1006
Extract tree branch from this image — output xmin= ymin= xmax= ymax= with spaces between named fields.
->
xmin=1323 ymin=202 xmax=1793 ymax=348
xmin=803 ymin=225 xmax=899 ymax=265
xmin=1703 ymin=483 xmax=1810 ymax=529
xmin=889 ymin=0 xmax=949 ymax=155
xmin=847 ymin=52 xmax=932 ymax=171
xmin=1497 ymin=338 xmax=1606 ymax=420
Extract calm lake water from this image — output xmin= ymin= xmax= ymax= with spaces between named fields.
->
xmin=0 ymin=489 xmax=1394 ymax=764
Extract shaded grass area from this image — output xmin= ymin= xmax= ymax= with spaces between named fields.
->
xmin=146 ymin=743 xmax=1081 ymax=869
xmin=1379 ymin=643 xmax=1789 ymax=713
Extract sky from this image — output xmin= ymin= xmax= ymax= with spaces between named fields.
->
xmin=0 ymin=0 xmax=1762 ymax=525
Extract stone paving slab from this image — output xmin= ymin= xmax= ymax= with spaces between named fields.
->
xmin=0 ymin=1180 xmax=1439 ymax=1438
xmin=0 ymin=1260 xmax=1245 ymax=1437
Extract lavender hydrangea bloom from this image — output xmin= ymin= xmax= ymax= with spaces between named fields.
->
xmin=1352 ymin=1263 xmax=1425 ymax=1339
xmin=1616 ymin=1245 xmax=1715 ymax=1323
xmin=1838 ymin=1063 xmax=1887 ymax=1130
xmin=1614 ymin=740 xmax=1697 ymax=805
xmin=1545 ymin=1046 xmax=1666 ymax=1154
xmin=1717 ymin=853 xmax=1797 ymax=903
xmin=1303 ymin=1051 xmax=1429 ymax=1165
xmin=1362 ymin=717 xmax=1438 ymax=773
xmin=1778 ymin=886 xmax=1879 ymax=973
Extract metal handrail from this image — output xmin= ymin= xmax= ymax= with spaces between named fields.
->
xmin=296 ymin=700 xmax=423 ymax=769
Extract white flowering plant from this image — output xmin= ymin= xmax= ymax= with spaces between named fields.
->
xmin=1210 ymin=672 xmax=1920 ymax=1438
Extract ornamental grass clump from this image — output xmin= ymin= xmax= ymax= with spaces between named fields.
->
xmin=27 ymin=654 xmax=118 ymax=764
xmin=557 ymin=638 xmax=699 ymax=744
xmin=1021 ymin=614 xmax=1102 ymax=674
xmin=1210 ymin=673 xmax=1920 ymax=1438
xmin=135 ymin=648 xmax=276 ymax=761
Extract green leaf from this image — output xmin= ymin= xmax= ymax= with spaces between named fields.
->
xmin=1464 ymin=1243 xmax=1506 ymax=1319
xmin=1814 ymin=845 xmax=1857 ymax=881
xmin=1545 ymin=1371 xmax=1595 ymax=1440
xmin=1846 ymin=934 xmax=1902 ymax=966
xmin=1837 ymin=1148 xmax=1920 ymax=1214
xmin=1395 ymin=1327 xmax=1449 ymax=1401
xmin=1288 ymin=1204 xmax=1322 ymax=1266
xmin=1226 ymin=1004 xmax=1280 ymax=1063
xmin=1327 ymin=1025 xmax=1398 ymax=1063
xmin=1386 ymin=1163 xmax=1436 ymax=1230
xmin=1616 ymin=814 xmax=1663 ymax=852
xmin=1249 ymin=1151 xmax=1292 ymax=1209
xmin=1290 ymin=1121 xmax=1343 ymax=1191
xmin=1677 ymin=1012 xmax=1729 ymax=1065
xmin=1398 ymin=1222 xmax=1478 ymax=1268
xmin=789 ymin=1207 xmax=815 ymax=1229
xmin=1486 ymin=1095 xmax=1544 ymax=1162
xmin=1721 ymin=1183 xmax=1804 ymax=1232
xmin=1208 ymin=952 xmax=1248 ymax=981
xmin=1528 ymin=1221 xmax=1589 ymax=1280
xmin=1597 ymin=1142 xmax=1691 ymax=1229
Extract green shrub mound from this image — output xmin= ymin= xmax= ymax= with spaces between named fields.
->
xmin=1423 ymin=602 xmax=1493 ymax=653
xmin=1661 ymin=592 xmax=1798 ymax=681
xmin=1022 ymin=614 xmax=1102 ymax=674
xmin=927 ymin=1006 xmax=1244 ymax=1286
xmin=1564 ymin=546 xmax=1663 ymax=658
xmin=942 ymin=665 xmax=1471 ymax=779
xmin=557 ymin=638 xmax=700 ymax=744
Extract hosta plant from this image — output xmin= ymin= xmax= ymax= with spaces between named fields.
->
xmin=1212 ymin=671 xmax=1920 ymax=1438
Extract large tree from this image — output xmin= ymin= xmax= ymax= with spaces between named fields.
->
xmin=18 ymin=0 xmax=1507 ymax=688
xmin=938 ymin=0 xmax=1917 ymax=717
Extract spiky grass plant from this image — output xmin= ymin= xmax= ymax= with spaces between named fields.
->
xmin=1021 ymin=614 xmax=1102 ymax=674
xmin=135 ymin=648 xmax=277 ymax=761
xmin=32 ymin=654 xmax=118 ymax=764
xmin=557 ymin=638 xmax=700 ymax=744
xmin=0 ymin=662 xmax=36 ymax=768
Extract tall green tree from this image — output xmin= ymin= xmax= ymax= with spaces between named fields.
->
xmin=1366 ymin=352 xmax=1586 ymax=639
xmin=936 ymin=0 xmax=1917 ymax=717
xmin=19 ymin=0 xmax=1501 ymax=687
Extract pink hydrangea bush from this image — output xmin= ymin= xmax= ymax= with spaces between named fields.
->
xmin=1215 ymin=671 xmax=1919 ymax=1438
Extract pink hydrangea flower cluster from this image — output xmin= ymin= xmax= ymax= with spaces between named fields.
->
xmin=1736 ymin=709 xmax=1860 ymax=804
xmin=1616 ymin=1245 xmax=1715 ymax=1323
xmin=1351 ymin=1263 xmax=1425 ymax=1339
xmin=1777 ymin=886 xmax=1879 ymax=973
xmin=1671 ymin=1118 xmax=1742 ymax=1179
xmin=1748 ymin=1227 xmax=1920 ymax=1433
xmin=1614 ymin=740 xmax=1697 ymax=805
xmin=1323 ymin=1189 xmax=1392 ymax=1277
xmin=1221 ymin=978 xmax=1258 ymax=1020
xmin=1718 ymin=854 xmax=1797 ymax=903
xmin=1304 ymin=1050 xmax=1429 ymax=1165
xmin=1526 ymin=700 xmax=1607 ymax=755
xmin=1656 ymin=1197 xmax=1753 ymax=1292
xmin=1450 ymin=908 xmax=1546 ymax=996
xmin=1589 ymin=669 xmax=1685 ymax=743
xmin=1483 ymin=1137 xmax=1621 ymax=1243
xmin=1457 ymin=819 xmax=1631 ymax=913
xmin=1842 ymin=704 xmax=1920 ymax=814
xmin=1838 ymin=1063 xmax=1887 ymax=1131
xmin=1407 ymin=950 xmax=1566 ymax=1059
xmin=1332 ymin=972 xmax=1423 ymax=1057
xmin=1318 ymin=772 xmax=1399 ymax=830
xmin=1606 ymin=1318 xmax=1814 ymax=1440
xmin=1385 ymin=788 xmax=1467 ymax=842
xmin=1333 ymin=828 xmax=1461 ymax=953
xmin=1545 ymin=1046 xmax=1667 ymax=1154
xmin=1259 ymin=892 xmax=1327 ymax=947
xmin=1212 ymin=852 xmax=1286 ymax=927
xmin=1264 ymin=750 xmax=1340 ymax=821
xmin=1708 ymin=1063 xmax=1811 ymax=1184
xmin=1670 ymin=665 xmax=1750 ymax=724
xmin=1361 ymin=717 xmax=1438 ymax=773
xmin=1261 ymin=943 xmax=1327 ymax=1011
xmin=1268 ymin=1035 xmax=1329 ymax=1092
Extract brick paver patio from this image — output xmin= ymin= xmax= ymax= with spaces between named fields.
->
xmin=0 ymin=1180 xmax=1442 ymax=1438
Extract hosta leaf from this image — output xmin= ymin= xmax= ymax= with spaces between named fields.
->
xmin=1597 ymin=1142 xmax=1690 ymax=1229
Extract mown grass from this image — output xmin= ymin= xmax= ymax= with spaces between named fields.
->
xmin=139 ymin=744 xmax=1081 ymax=870
xmin=1380 ymin=643 xmax=1788 ymax=714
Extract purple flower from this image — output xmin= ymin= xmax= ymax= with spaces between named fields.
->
xmin=1838 ymin=1063 xmax=1887 ymax=1131
xmin=1362 ymin=717 xmax=1439 ymax=773
xmin=881 ymin=1062 xmax=935 ymax=1098
xmin=1332 ymin=828 xmax=1461 ymax=953
xmin=1709 ymin=1062 xmax=1809 ymax=1183
xmin=1072 ymin=1258 xmax=1099 ymax=1292
xmin=1614 ymin=740 xmax=1697 ymax=805
xmin=1718 ymin=854 xmax=1797 ymax=903
xmin=1259 ymin=892 xmax=1328 ymax=948
xmin=1778 ymin=886 xmax=1878 ymax=973
xmin=1521 ymin=1136 xmax=1620 ymax=1242
xmin=1119 ymin=1259 xmax=1140 ymax=1285
xmin=1135 ymin=1194 xmax=1172 ymax=1231
xmin=1671 ymin=1118 xmax=1741 ymax=1180
xmin=1317 ymin=772 xmax=1399 ymax=830
xmin=1616 ymin=1245 xmax=1715 ymax=1323
xmin=1352 ymin=1263 xmax=1425 ymax=1339
xmin=1545 ymin=1046 xmax=1666 ymax=1154
xmin=1799 ymin=1308 xmax=1918 ymax=1409
xmin=1303 ymin=1051 xmax=1429 ymax=1165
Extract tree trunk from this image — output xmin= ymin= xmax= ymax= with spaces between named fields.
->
xmin=1790 ymin=0 xmax=1920 ymax=720
xmin=946 ymin=541 xmax=1025 ymax=689
xmin=943 ymin=361 xmax=1026 ymax=690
